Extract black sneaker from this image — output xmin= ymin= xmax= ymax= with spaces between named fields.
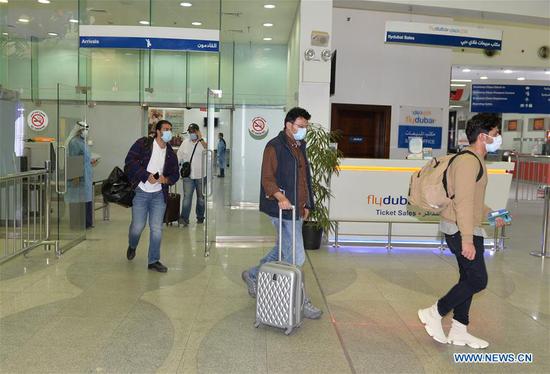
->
xmin=197 ymin=218 xmax=205 ymax=224
xmin=127 ymin=246 xmax=136 ymax=260
xmin=148 ymin=261 xmax=168 ymax=273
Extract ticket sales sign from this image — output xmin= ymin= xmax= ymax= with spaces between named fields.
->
xmin=385 ymin=21 xmax=502 ymax=50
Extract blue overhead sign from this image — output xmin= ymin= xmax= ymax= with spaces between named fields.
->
xmin=79 ymin=25 xmax=219 ymax=52
xmin=471 ymin=85 xmax=550 ymax=114
xmin=385 ymin=21 xmax=502 ymax=50
xmin=398 ymin=126 xmax=442 ymax=149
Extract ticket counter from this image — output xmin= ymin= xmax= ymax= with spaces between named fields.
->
xmin=329 ymin=158 xmax=515 ymax=248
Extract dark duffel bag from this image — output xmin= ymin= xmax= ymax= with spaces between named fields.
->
xmin=102 ymin=167 xmax=135 ymax=208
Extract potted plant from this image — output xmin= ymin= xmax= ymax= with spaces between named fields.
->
xmin=303 ymin=123 xmax=342 ymax=250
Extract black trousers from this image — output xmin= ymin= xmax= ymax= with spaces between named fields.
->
xmin=437 ymin=232 xmax=488 ymax=325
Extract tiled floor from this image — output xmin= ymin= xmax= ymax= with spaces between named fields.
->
xmin=0 ymin=182 xmax=549 ymax=373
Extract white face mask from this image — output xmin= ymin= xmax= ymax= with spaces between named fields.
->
xmin=485 ymin=134 xmax=502 ymax=153
xmin=81 ymin=129 xmax=88 ymax=138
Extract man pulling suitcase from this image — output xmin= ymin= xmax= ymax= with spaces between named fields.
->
xmin=241 ymin=107 xmax=322 ymax=320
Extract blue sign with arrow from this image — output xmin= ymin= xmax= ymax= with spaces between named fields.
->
xmin=471 ymin=85 xmax=550 ymax=114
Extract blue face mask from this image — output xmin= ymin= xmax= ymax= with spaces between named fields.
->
xmin=293 ymin=127 xmax=307 ymax=141
xmin=161 ymin=130 xmax=173 ymax=143
xmin=190 ymin=133 xmax=198 ymax=141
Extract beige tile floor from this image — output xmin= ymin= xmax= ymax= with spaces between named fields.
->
xmin=0 ymin=183 xmax=549 ymax=373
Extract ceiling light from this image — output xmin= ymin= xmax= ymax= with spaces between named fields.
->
xmin=263 ymin=37 xmax=272 ymax=41
xmin=461 ymin=68 xmax=471 ymax=73
xmin=191 ymin=22 xmax=202 ymax=26
xmin=38 ymin=0 xmax=51 ymax=4
xmin=451 ymin=79 xmax=471 ymax=82
xmin=47 ymin=32 xmax=58 ymax=36
xmin=449 ymin=105 xmax=463 ymax=108
xmin=180 ymin=2 xmax=192 ymax=7
xmin=0 ymin=0 xmax=8 ymax=4
xmin=263 ymin=23 xmax=273 ymax=27
xmin=503 ymin=69 xmax=513 ymax=74
xmin=451 ymin=84 xmax=466 ymax=87
xmin=69 ymin=19 xmax=79 ymax=23
xmin=2 ymin=32 xmax=8 ymax=36
xmin=517 ymin=77 xmax=526 ymax=81
xmin=18 ymin=18 xmax=30 ymax=23
xmin=264 ymin=4 xmax=276 ymax=9
xmin=545 ymin=71 xmax=550 ymax=75
xmin=139 ymin=20 xmax=150 ymax=25
xmin=480 ymin=76 xmax=488 ymax=80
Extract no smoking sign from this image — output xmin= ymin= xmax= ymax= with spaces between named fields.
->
xmin=27 ymin=110 xmax=49 ymax=132
xmin=249 ymin=116 xmax=269 ymax=139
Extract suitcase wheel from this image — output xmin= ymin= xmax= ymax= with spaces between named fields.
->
xmin=254 ymin=321 xmax=261 ymax=328
xmin=285 ymin=327 xmax=293 ymax=336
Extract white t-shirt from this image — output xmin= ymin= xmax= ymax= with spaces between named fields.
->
xmin=138 ymin=139 xmax=166 ymax=193
xmin=177 ymin=138 xmax=205 ymax=180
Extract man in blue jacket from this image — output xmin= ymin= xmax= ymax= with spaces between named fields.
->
xmin=242 ymin=107 xmax=322 ymax=319
xmin=124 ymin=120 xmax=179 ymax=272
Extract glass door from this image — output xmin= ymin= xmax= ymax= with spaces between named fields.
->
xmin=204 ymin=88 xmax=222 ymax=256
xmin=54 ymin=83 xmax=88 ymax=252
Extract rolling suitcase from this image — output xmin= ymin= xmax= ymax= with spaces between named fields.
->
xmin=164 ymin=185 xmax=181 ymax=225
xmin=255 ymin=206 xmax=304 ymax=335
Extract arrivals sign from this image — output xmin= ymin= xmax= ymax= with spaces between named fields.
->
xmin=471 ymin=85 xmax=550 ymax=114
xmin=385 ymin=21 xmax=502 ymax=50
xmin=397 ymin=106 xmax=443 ymax=149
xmin=79 ymin=26 xmax=219 ymax=52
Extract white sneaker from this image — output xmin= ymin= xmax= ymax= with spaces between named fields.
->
xmin=418 ymin=304 xmax=447 ymax=344
xmin=447 ymin=319 xmax=489 ymax=349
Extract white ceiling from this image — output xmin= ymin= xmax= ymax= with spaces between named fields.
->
xmin=451 ymin=65 xmax=550 ymax=82
xmin=0 ymin=0 xmax=300 ymax=44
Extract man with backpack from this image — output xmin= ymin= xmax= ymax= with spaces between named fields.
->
xmin=417 ymin=113 xmax=508 ymax=348
xmin=124 ymin=120 xmax=180 ymax=273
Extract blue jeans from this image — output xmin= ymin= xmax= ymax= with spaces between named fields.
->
xmin=248 ymin=217 xmax=305 ymax=281
xmin=128 ymin=188 xmax=166 ymax=264
xmin=180 ymin=177 xmax=205 ymax=223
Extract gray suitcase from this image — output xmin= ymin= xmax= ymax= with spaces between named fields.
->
xmin=255 ymin=206 xmax=304 ymax=335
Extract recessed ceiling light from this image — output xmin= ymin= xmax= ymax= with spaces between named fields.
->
xmin=264 ymin=4 xmax=276 ymax=9
xmin=451 ymin=79 xmax=472 ymax=82
xmin=263 ymin=23 xmax=273 ymax=27
xmin=18 ymin=18 xmax=30 ymax=23
xmin=69 ymin=19 xmax=79 ymax=23
xmin=517 ymin=77 xmax=526 ymax=81
xmin=462 ymin=68 xmax=471 ymax=73
xmin=139 ymin=20 xmax=150 ymax=25
xmin=2 ymin=32 xmax=8 ymax=36
xmin=38 ymin=0 xmax=51 ymax=4
xmin=451 ymin=84 xmax=466 ymax=87
xmin=180 ymin=2 xmax=192 ymax=7
xmin=191 ymin=22 xmax=202 ymax=26
xmin=263 ymin=37 xmax=272 ymax=41
xmin=480 ymin=76 xmax=488 ymax=80
xmin=545 ymin=71 xmax=550 ymax=75
xmin=47 ymin=32 xmax=58 ymax=36
xmin=0 ymin=0 xmax=8 ymax=4
xmin=503 ymin=69 xmax=513 ymax=74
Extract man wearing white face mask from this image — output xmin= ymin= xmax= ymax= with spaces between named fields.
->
xmin=418 ymin=113 xmax=509 ymax=349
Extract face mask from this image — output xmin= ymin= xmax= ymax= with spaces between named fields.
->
xmin=161 ymin=130 xmax=173 ymax=143
xmin=485 ymin=134 xmax=502 ymax=153
xmin=293 ymin=127 xmax=307 ymax=141
xmin=81 ymin=129 xmax=88 ymax=138
xmin=190 ymin=133 xmax=198 ymax=141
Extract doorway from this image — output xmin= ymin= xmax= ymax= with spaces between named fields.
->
xmin=331 ymin=104 xmax=391 ymax=159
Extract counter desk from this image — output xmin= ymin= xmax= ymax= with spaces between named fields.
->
xmin=328 ymin=158 xmax=515 ymax=249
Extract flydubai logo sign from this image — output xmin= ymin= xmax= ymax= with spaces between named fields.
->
xmin=404 ymin=110 xmax=437 ymax=125
xmin=367 ymin=195 xmax=409 ymax=206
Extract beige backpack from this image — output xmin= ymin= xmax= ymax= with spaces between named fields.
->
xmin=408 ymin=150 xmax=483 ymax=213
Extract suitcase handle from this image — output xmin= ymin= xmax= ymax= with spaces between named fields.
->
xmin=278 ymin=206 xmax=296 ymax=265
